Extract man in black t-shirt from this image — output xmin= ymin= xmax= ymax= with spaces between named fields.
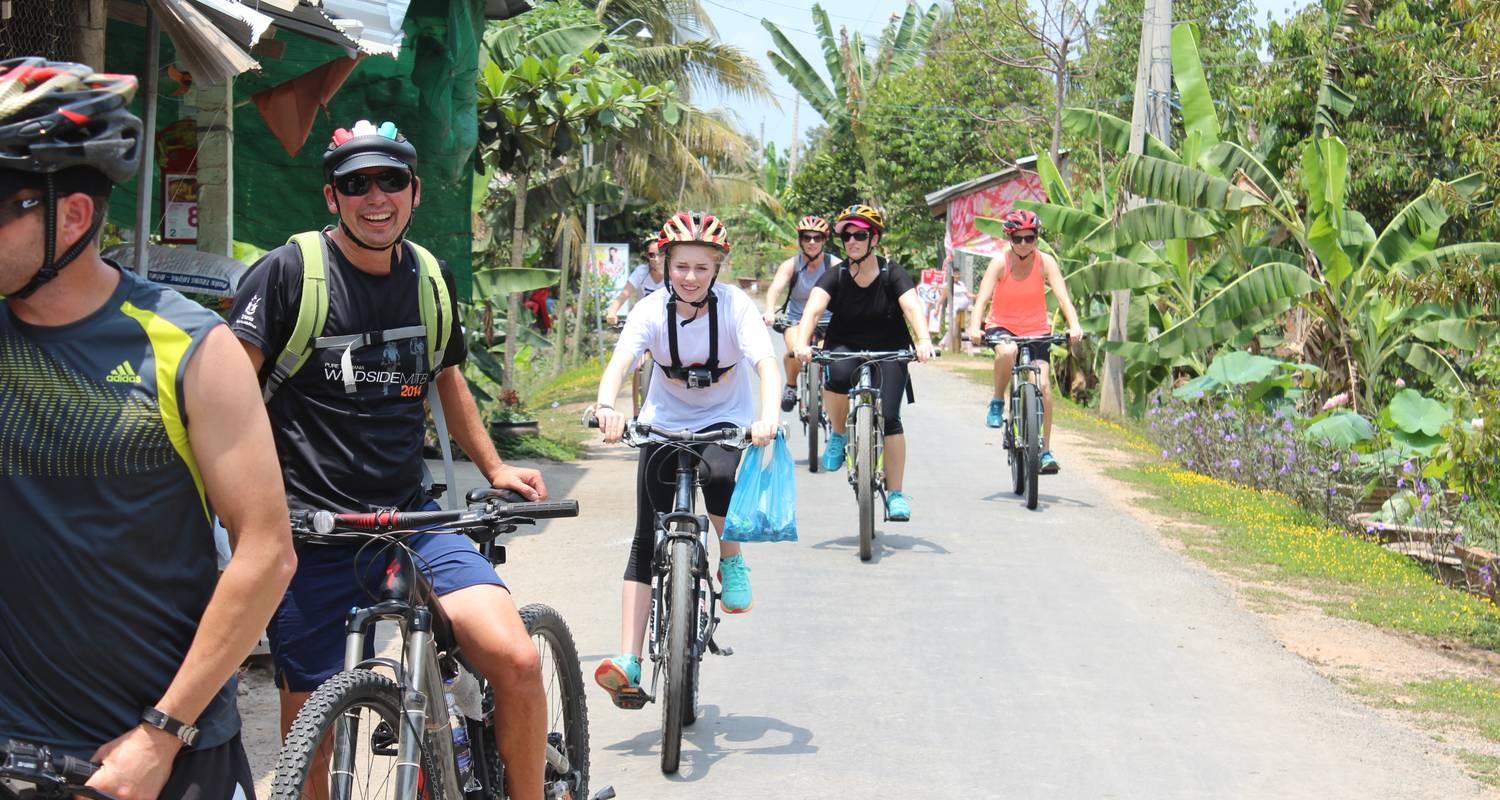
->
xmin=228 ymin=121 xmax=550 ymax=800
xmin=792 ymin=204 xmax=935 ymax=521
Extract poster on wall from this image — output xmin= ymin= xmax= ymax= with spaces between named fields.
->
xmin=944 ymin=170 xmax=1046 ymax=258
xmin=161 ymin=172 xmax=199 ymax=244
xmin=590 ymin=242 xmax=630 ymax=295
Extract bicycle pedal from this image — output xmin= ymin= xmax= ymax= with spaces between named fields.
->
xmin=611 ymin=687 xmax=651 ymax=710
xmin=707 ymin=638 xmax=733 ymax=657
xmin=589 ymin=787 xmax=618 ymax=800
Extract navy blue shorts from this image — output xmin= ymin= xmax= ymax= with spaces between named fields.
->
xmin=268 ymin=502 xmax=506 ymax=692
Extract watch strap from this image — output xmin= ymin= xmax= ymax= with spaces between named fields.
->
xmin=140 ymin=706 xmax=199 ymax=747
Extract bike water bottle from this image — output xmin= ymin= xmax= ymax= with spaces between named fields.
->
xmin=445 ymin=676 xmax=483 ymax=796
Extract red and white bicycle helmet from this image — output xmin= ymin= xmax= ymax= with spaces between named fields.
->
xmin=657 ymin=210 xmax=731 ymax=253
xmin=1001 ymin=208 xmax=1041 ymax=235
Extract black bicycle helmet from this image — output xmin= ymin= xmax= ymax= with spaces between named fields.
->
xmin=322 ymin=119 xmax=417 ymax=179
xmin=0 ymin=57 xmax=142 ymax=297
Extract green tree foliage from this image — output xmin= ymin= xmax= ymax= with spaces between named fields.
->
xmin=1251 ymin=0 xmax=1500 ymax=243
xmin=864 ymin=17 xmax=1049 ymax=263
xmin=1079 ymin=0 xmax=1260 ymax=118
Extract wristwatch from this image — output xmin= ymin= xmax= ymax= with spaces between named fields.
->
xmin=140 ymin=706 xmax=199 ymax=747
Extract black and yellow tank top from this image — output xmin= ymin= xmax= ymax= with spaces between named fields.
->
xmin=0 ymin=264 xmax=238 ymax=757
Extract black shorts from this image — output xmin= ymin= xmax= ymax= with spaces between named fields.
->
xmin=160 ymin=734 xmax=256 ymax=799
xmin=987 ymin=327 xmax=1051 ymax=368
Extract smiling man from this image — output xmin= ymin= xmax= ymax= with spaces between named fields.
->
xmin=227 ymin=120 xmax=551 ymax=800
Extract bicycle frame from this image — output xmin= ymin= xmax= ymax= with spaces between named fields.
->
xmin=335 ymin=544 xmax=463 ymax=800
xmin=844 ymin=362 xmax=886 ymax=494
xmin=645 ymin=447 xmax=719 ymax=699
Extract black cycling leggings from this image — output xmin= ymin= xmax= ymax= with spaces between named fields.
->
xmin=822 ymin=347 xmax=910 ymax=436
xmin=624 ymin=423 xmax=744 ymax=585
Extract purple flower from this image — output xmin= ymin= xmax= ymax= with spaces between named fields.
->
xmin=1309 ymin=466 xmax=1320 ymax=475
xmin=1462 ymin=493 xmax=1471 ymax=502
xmin=1421 ymin=493 xmax=1431 ymax=509
xmin=1279 ymin=465 xmax=1290 ymax=475
xmin=1365 ymin=525 xmax=1376 ymax=534
xmin=1150 ymin=422 xmax=1158 ymax=430
xmin=1195 ymin=390 xmax=1206 ymax=399
xmin=1195 ymin=426 xmax=1204 ymax=435
xmin=1282 ymin=420 xmax=1294 ymax=432
xmin=1454 ymin=533 xmax=1464 ymax=546
xmin=1481 ymin=564 xmax=1493 ymax=586
xmin=1185 ymin=459 xmax=1195 ymax=467
xmin=1162 ymin=449 xmax=1170 ymax=460
xmin=1397 ymin=477 xmax=1406 ymax=488
xmin=1230 ymin=459 xmax=1242 ymax=470
xmin=1327 ymin=487 xmax=1338 ymax=496
xmin=1412 ymin=515 xmax=1422 ymax=526
xmin=1348 ymin=451 xmax=1360 ymax=466
xmin=1330 ymin=460 xmax=1341 ymax=473
xmin=1175 ymin=446 xmax=1184 ymax=454
xmin=1224 ymin=408 xmax=1237 ymax=418
xmin=1402 ymin=461 xmax=1415 ymax=474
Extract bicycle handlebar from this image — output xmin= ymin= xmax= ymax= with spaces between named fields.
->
xmin=1 ymin=738 xmax=110 ymax=799
xmin=583 ymin=412 xmax=763 ymax=448
xmin=290 ymin=495 xmax=579 ymax=540
xmin=980 ymin=332 xmax=1072 ymax=348
xmin=810 ymin=348 xmax=938 ymax=364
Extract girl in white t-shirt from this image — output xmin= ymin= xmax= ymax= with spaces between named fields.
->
xmin=604 ymin=238 xmax=667 ymax=327
xmin=590 ymin=212 xmax=779 ymax=706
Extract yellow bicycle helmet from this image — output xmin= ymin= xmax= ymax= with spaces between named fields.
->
xmin=834 ymin=204 xmax=885 ymax=234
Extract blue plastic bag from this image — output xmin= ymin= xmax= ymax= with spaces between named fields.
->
xmin=723 ymin=443 xmax=768 ymax=540
xmin=723 ymin=435 xmax=798 ymax=543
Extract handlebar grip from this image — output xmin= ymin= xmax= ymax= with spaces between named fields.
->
xmin=56 ymin=754 xmax=97 ymax=783
xmin=583 ymin=411 xmax=600 ymax=428
xmin=466 ymin=487 xmax=526 ymax=504
xmin=502 ymin=500 xmax=579 ymax=519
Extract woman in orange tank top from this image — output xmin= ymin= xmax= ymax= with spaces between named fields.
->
xmin=965 ymin=209 xmax=1084 ymax=473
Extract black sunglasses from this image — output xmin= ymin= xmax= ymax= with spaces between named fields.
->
xmin=0 ymin=195 xmax=42 ymax=227
xmin=838 ymin=230 xmax=871 ymax=243
xmin=1010 ymin=234 xmax=1037 ymax=244
xmin=800 ymin=233 xmax=827 ymax=243
xmin=333 ymin=169 xmax=412 ymax=197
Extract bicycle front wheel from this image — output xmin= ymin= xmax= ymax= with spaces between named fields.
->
xmin=660 ymin=535 xmax=694 ymax=773
xmin=805 ymin=372 xmax=822 ymax=473
xmin=855 ymin=403 xmax=875 ymax=561
xmin=504 ymin=603 xmax=590 ymax=800
xmin=270 ymin=669 xmax=447 ymax=800
xmin=1022 ymin=383 xmax=1042 ymax=510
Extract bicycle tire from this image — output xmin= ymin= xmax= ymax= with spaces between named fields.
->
xmin=806 ymin=369 xmax=822 ymax=473
xmin=855 ymin=403 xmax=875 ymax=561
xmin=270 ymin=669 xmax=447 ymax=800
xmin=1009 ymin=398 xmax=1025 ymax=496
xmin=486 ymin=603 xmax=589 ymax=800
xmin=1022 ymin=383 xmax=1042 ymax=510
xmin=682 ymin=590 xmax=705 ymax=727
xmin=660 ymin=535 xmax=694 ymax=773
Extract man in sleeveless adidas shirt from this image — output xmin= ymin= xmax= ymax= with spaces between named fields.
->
xmin=227 ymin=121 xmax=551 ymax=800
xmin=761 ymin=214 xmax=839 ymax=412
xmin=0 ymin=59 xmax=295 ymax=799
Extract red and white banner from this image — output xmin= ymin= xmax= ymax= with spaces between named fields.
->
xmin=945 ymin=171 xmax=1046 ymax=258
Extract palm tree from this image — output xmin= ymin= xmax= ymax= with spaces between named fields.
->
xmin=762 ymin=2 xmax=942 ymax=197
xmin=590 ymin=0 xmax=774 ymax=203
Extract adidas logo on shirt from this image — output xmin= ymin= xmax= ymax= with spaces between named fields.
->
xmin=106 ymin=360 xmax=143 ymax=384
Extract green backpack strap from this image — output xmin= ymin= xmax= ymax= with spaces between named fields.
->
xmin=408 ymin=241 xmax=451 ymax=375
xmin=262 ymin=231 xmax=329 ymax=403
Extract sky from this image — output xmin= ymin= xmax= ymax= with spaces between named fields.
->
xmin=697 ymin=0 xmax=1310 ymax=151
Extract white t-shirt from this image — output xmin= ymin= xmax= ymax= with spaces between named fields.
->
xmin=627 ymin=263 xmax=667 ymax=295
xmin=615 ymin=283 xmax=775 ymax=431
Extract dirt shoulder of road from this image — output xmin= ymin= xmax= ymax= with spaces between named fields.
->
xmin=934 ymin=355 xmax=1500 ymax=790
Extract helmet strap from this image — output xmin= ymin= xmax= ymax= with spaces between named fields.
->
xmin=332 ymin=192 xmax=412 ymax=254
xmin=13 ymin=174 xmax=106 ymax=299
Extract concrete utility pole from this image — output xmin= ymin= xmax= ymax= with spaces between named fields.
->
xmin=1100 ymin=0 xmax=1171 ymax=417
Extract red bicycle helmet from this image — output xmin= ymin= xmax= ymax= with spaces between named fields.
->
xmin=657 ymin=211 xmax=731 ymax=253
xmin=1001 ymin=209 xmax=1041 ymax=235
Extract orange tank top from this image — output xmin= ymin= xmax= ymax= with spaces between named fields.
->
xmin=984 ymin=250 xmax=1050 ymax=335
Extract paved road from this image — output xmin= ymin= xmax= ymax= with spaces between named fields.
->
xmin=250 ymin=356 xmax=1487 ymax=798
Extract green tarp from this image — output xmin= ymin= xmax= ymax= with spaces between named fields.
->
xmin=104 ymin=0 xmax=483 ymax=298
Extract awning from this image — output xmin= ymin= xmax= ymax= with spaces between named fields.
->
xmin=142 ymin=0 xmax=420 ymax=86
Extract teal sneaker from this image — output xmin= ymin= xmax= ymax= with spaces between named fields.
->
xmin=1040 ymin=450 xmax=1060 ymax=474
xmin=886 ymin=491 xmax=911 ymax=521
xmin=986 ymin=398 xmax=1004 ymax=428
xmin=718 ymin=553 xmax=753 ymax=613
xmin=821 ymin=432 xmax=847 ymax=471
xmin=594 ymin=655 xmax=642 ymax=708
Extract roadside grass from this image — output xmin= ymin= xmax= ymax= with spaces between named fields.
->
xmin=498 ymin=362 xmax=603 ymax=461
xmin=1346 ymin=676 xmax=1500 ymax=770
xmin=938 ymin=359 xmax=1500 ymax=652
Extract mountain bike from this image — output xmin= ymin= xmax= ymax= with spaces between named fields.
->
xmin=982 ymin=331 xmax=1069 ymax=511
xmin=585 ymin=415 xmax=754 ymax=774
xmin=772 ymin=315 xmax=829 ymax=472
xmin=811 ymin=349 xmax=928 ymax=561
xmin=270 ymin=489 xmax=610 ymax=800
xmin=0 ymin=739 xmax=111 ymax=800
